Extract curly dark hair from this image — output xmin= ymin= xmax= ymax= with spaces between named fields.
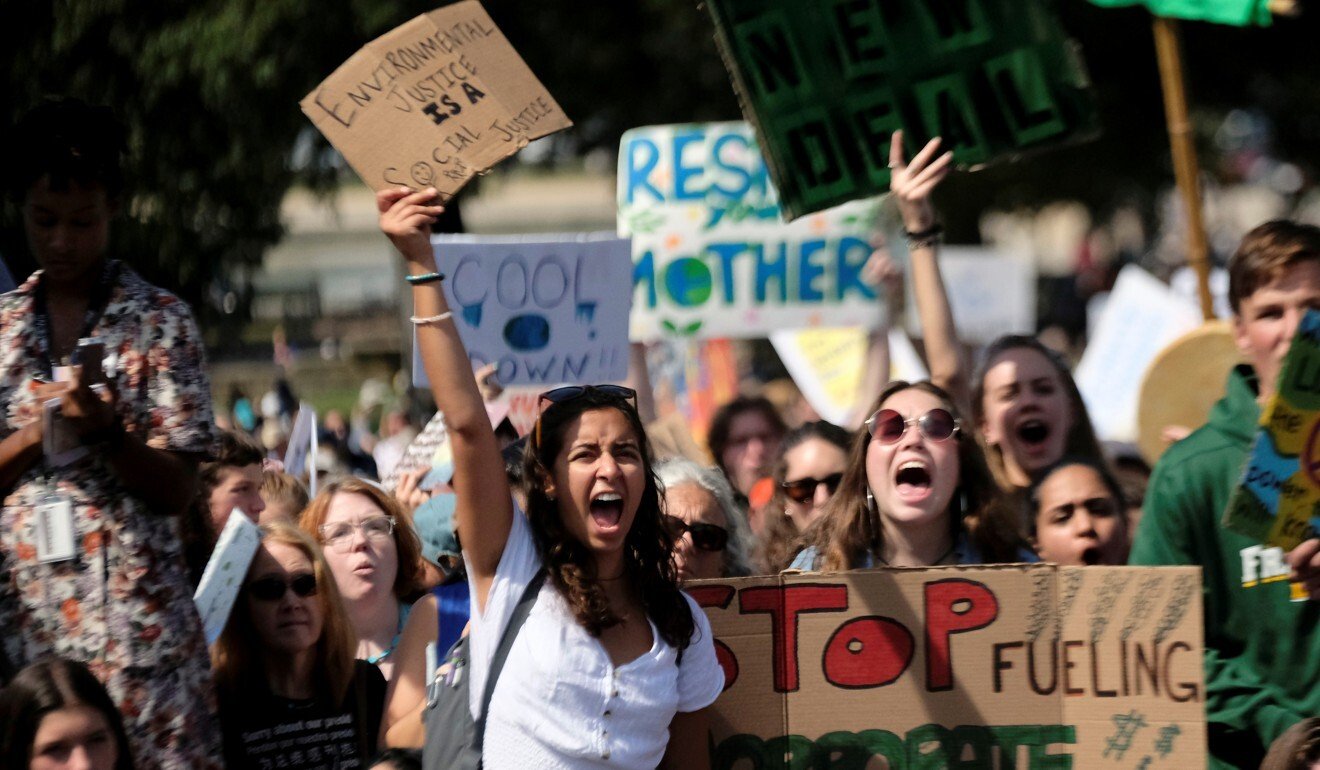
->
xmin=522 ymin=389 xmax=695 ymax=651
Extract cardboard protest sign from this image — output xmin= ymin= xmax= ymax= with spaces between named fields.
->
xmin=619 ymin=122 xmax=884 ymax=341
xmin=702 ymin=0 xmax=1099 ymax=220
xmin=1225 ymin=309 xmax=1320 ymax=550
xmin=194 ymin=511 xmax=261 ymax=644
xmin=905 ymin=247 xmax=1035 ymax=345
xmin=691 ymin=564 xmax=1206 ymax=768
xmin=1076 ymin=265 xmax=1201 ymax=442
xmin=301 ymin=1 xmax=571 ymax=199
xmin=1089 ymin=0 xmax=1271 ymax=26
xmin=770 ymin=327 xmax=927 ymax=426
xmin=411 ymin=234 xmax=632 ymax=387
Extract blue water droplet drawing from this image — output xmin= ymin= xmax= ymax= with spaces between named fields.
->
xmin=461 ymin=304 xmax=483 ymax=328
xmin=504 ymin=314 xmax=550 ymax=351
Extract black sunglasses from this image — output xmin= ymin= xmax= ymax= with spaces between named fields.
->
xmin=246 ymin=572 xmax=318 ymax=602
xmin=865 ymin=408 xmax=961 ymax=445
xmin=533 ymin=385 xmax=639 ymax=447
xmin=780 ymin=472 xmax=844 ymax=504
xmin=663 ymin=516 xmax=729 ymax=552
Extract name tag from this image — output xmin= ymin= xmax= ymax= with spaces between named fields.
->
xmin=34 ymin=495 xmax=76 ymax=563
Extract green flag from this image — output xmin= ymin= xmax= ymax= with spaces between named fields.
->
xmin=1089 ymin=0 xmax=1271 ymax=27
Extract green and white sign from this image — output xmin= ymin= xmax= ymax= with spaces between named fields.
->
xmin=704 ymin=0 xmax=1100 ymax=219
xmin=618 ymin=122 xmax=883 ymax=341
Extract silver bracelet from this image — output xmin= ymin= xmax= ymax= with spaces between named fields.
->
xmin=410 ymin=312 xmax=453 ymax=326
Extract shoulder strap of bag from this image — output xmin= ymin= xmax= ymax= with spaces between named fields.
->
xmin=473 ymin=568 xmax=546 ymax=752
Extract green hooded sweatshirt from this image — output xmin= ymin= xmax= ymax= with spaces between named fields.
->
xmin=1131 ymin=365 xmax=1320 ymax=769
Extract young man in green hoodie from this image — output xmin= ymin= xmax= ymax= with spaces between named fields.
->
xmin=1131 ymin=220 xmax=1320 ymax=769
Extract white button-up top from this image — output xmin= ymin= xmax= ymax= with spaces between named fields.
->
xmin=467 ymin=510 xmax=724 ymax=769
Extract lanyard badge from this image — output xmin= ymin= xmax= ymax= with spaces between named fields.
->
xmin=34 ymin=490 xmax=76 ymax=563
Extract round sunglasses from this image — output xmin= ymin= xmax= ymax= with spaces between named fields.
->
xmin=663 ymin=516 xmax=729 ymax=552
xmin=246 ymin=572 xmax=318 ymax=602
xmin=780 ymin=472 xmax=844 ymax=504
xmin=866 ymin=408 xmax=961 ymax=444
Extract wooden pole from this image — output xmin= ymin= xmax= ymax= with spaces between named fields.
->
xmin=1152 ymin=16 xmax=1215 ymax=321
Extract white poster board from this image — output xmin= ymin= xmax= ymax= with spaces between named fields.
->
xmin=283 ymin=402 xmax=318 ymax=496
xmin=1075 ymin=265 xmax=1201 ymax=442
xmin=904 ymin=246 xmax=1036 ymax=345
xmin=193 ymin=511 xmax=261 ymax=644
xmin=421 ymin=233 xmax=634 ymax=386
xmin=618 ymin=122 xmax=884 ymax=341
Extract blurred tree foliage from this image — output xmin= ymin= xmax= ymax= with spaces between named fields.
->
xmin=4 ymin=0 xmax=1320 ymax=346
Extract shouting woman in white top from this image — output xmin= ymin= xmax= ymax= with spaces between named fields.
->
xmin=377 ymin=186 xmax=723 ymax=769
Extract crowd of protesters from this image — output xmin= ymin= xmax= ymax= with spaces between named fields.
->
xmin=5 ymin=97 xmax=1320 ymax=770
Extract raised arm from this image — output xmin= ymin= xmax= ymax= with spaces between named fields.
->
xmin=888 ymin=130 xmax=970 ymax=417
xmin=849 ymin=249 xmax=905 ymax=428
xmin=378 ymin=187 xmax=511 ymax=609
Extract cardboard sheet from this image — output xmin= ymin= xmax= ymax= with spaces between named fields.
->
xmin=691 ymin=564 xmax=1206 ymax=768
xmin=301 ymin=1 xmax=571 ymax=198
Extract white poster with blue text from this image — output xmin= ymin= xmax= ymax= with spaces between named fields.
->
xmin=427 ymin=233 xmax=633 ymax=386
xmin=618 ymin=122 xmax=883 ymax=341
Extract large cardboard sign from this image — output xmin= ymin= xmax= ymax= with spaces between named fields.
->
xmin=301 ymin=1 xmax=572 ymax=199
xmin=423 ymin=233 xmax=633 ymax=386
xmin=619 ymin=122 xmax=883 ymax=341
xmin=1076 ymin=266 xmax=1200 ymax=442
xmin=702 ymin=0 xmax=1099 ymax=220
xmin=692 ymin=565 xmax=1206 ymax=768
xmin=1225 ymin=309 xmax=1320 ymax=550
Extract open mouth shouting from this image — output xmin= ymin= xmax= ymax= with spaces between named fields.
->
xmin=1015 ymin=418 xmax=1051 ymax=451
xmin=1079 ymin=545 xmax=1101 ymax=566
xmin=894 ymin=461 xmax=933 ymax=503
xmin=589 ymin=491 xmax=625 ymax=532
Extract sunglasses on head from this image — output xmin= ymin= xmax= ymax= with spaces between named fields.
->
xmin=663 ymin=516 xmax=729 ymax=552
xmin=246 ymin=572 xmax=318 ymax=602
xmin=780 ymin=472 xmax=844 ymax=504
xmin=866 ymin=408 xmax=961 ymax=445
xmin=533 ymin=384 xmax=638 ymax=447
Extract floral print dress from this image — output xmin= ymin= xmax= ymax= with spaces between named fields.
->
xmin=0 ymin=264 xmax=224 ymax=769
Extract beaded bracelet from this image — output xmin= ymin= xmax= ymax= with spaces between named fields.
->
xmin=410 ymin=312 xmax=453 ymax=326
xmin=406 ymin=272 xmax=446 ymax=286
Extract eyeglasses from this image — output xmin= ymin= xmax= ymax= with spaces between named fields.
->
xmin=865 ymin=408 xmax=961 ymax=445
xmin=318 ymin=516 xmax=396 ymax=552
xmin=246 ymin=572 xmax=318 ymax=602
xmin=663 ymin=516 xmax=729 ymax=552
xmin=533 ymin=385 xmax=639 ymax=447
xmin=780 ymin=473 xmax=844 ymax=504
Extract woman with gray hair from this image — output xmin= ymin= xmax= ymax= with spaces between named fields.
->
xmin=655 ymin=458 xmax=755 ymax=580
